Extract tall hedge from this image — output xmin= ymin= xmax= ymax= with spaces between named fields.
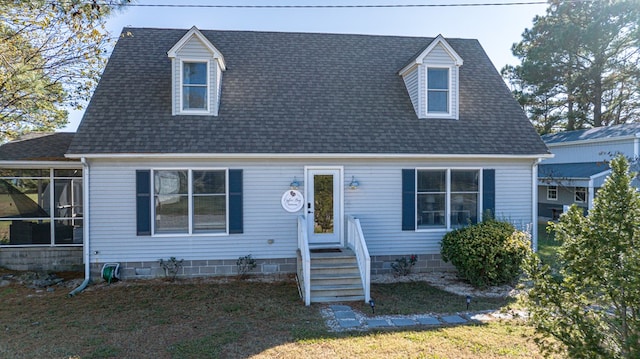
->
xmin=441 ymin=220 xmax=531 ymax=287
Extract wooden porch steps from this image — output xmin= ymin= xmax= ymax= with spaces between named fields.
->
xmin=309 ymin=248 xmax=364 ymax=303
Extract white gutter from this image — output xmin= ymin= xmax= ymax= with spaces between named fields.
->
xmin=66 ymin=152 xmax=554 ymax=160
xmin=69 ymin=157 xmax=90 ymax=297
xmin=532 ymin=158 xmax=542 ymax=252
xmin=0 ymin=161 xmax=81 ymax=169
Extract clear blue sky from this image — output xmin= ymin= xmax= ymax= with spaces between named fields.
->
xmin=62 ymin=0 xmax=547 ymax=131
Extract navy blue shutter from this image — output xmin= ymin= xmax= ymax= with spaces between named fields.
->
xmin=402 ymin=169 xmax=416 ymax=231
xmin=482 ymin=169 xmax=495 ymax=219
xmin=228 ymin=169 xmax=243 ymax=234
xmin=136 ymin=170 xmax=151 ymax=236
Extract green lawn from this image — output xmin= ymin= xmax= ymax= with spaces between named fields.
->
xmin=537 ymin=227 xmax=561 ymax=269
xmin=0 ymin=271 xmax=553 ymax=358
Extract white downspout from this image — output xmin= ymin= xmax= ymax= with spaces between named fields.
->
xmin=532 ymin=158 xmax=541 ymax=252
xmin=69 ymin=157 xmax=90 ymax=297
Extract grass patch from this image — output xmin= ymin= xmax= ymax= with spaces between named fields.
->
xmin=537 ymin=228 xmax=561 ymax=269
xmin=0 ymin=273 xmax=549 ymax=358
xmin=352 ymin=281 xmax=514 ymax=315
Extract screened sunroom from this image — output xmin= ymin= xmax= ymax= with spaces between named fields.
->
xmin=0 ymin=168 xmax=83 ymax=246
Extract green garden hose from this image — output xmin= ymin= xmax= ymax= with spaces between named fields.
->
xmin=101 ymin=263 xmax=120 ymax=284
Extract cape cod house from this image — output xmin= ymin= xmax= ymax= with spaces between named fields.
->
xmin=538 ymin=123 xmax=640 ymax=221
xmin=0 ymin=27 xmax=549 ymax=303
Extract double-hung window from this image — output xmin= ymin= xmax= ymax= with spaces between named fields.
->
xmin=182 ymin=61 xmax=208 ymax=111
xmin=153 ymin=169 xmax=227 ymax=235
xmin=427 ymin=68 xmax=449 ymax=114
xmin=416 ymin=169 xmax=479 ymax=229
xmin=547 ymin=185 xmax=558 ymax=200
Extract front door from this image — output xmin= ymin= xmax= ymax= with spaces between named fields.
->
xmin=306 ymin=168 xmax=342 ymax=247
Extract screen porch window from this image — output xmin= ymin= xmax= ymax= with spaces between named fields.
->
xmin=153 ymin=169 xmax=227 ymax=235
xmin=182 ymin=62 xmax=208 ymax=111
xmin=0 ymin=169 xmax=83 ymax=246
xmin=427 ymin=68 xmax=449 ymax=113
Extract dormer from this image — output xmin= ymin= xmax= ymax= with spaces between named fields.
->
xmin=167 ymin=26 xmax=226 ymax=116
xmin=399 ymin=35 xmax=463 ymax=120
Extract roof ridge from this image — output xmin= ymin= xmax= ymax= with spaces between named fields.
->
xmin=120 ymin=26 xmax=477 ymax=42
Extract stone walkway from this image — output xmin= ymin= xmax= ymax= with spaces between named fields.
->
xmin=322 ymin=305 xmax=526 ymax=332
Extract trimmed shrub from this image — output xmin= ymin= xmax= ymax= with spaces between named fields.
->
xmin=441 ymin=220 xmax=531 ymax=287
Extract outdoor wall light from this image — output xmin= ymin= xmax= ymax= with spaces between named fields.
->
xmin=290 ymin=176 xmax=300 ymax=189
xmin=349 ymin=176 xmax=360 ymax=190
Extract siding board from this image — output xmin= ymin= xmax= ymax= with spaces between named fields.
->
xmin=546 ymin=139 xmax=634 ymax=164
xmin=88 ymin=158 xmax=535 ymax=262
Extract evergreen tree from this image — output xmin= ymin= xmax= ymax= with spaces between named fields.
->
xmin=503 ymin=0 xmax=640 ymax=133
xmin=523 ymin=155 xmax=640 ymax=358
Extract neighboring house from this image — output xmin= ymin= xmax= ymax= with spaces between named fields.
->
xmin=1 ymin=27 xmax=549 ymax=303
xmin=538 ymin=123 xmax=640 ymax=221
xmin=0 ymin=132 xmax=83 ymax=271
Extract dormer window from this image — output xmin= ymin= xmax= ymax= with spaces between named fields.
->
xmin=399 ymin=35 xmax=462 ymax=120
xmin=182 ymin=61 xmax=208 ymax=111
xmin=427 ymin=68 xmax=449 ymax=114
xmin=168 ymin=26 xmax=226 ymax=116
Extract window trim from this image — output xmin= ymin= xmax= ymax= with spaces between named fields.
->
xmin=425 ymin=66 xmax=453 ymax=118
xmin=179 ymin=59 xmax=210 ymax=114
xmin=547 ymin=185 xmax=558 ymax=201
xmin=575 ymin=186 xmax=587 ymax=203
xmin=414 ymin=167 xmax=482 ymax=232
xmin=151 ymin=168 xmax=229 ymax=237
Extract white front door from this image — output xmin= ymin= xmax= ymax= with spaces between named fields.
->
xmin=306 ymin=167 xmax=342 ymax=247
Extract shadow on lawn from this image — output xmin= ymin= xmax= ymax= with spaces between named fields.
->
xmin=0 ymin=273 xmax=517 ymax=359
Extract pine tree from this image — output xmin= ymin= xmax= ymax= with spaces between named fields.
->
xmin=523 ymin=155 xmax=640 ymax=358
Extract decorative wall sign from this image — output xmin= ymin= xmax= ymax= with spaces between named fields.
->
xmin=281 ymin=190 xmax=304 ymax=213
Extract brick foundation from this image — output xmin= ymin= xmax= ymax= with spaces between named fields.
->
xmin=0 ymin=246 xmax=83 ymax=272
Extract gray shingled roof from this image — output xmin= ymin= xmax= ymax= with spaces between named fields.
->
xmin=542 ymin=123 xmax=640 ymax=145
xmin=538 ymin=162 xmax=610 ymax=179
xmin=0 ymin=133 xmax=76 ymax=161
xmin=68 ymin=28 xmax=548 ymax=156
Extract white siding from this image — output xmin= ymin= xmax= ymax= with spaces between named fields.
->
xmin=87 ymin=158 xmax=535 ymax=263
xmin=402 ymin=67 xmax=419 ymax=115
xmin=495 ymin=164 xmax=533 ymax=230
xmin=178 ymin=37 xmax=213 ymax=57
xmin=545 ymin=138 xmax=634 ymax=164
xmin=423 ymin=44 xmax=455 ymax=65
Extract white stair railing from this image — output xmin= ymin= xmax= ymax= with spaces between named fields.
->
xmin=297 ymin=215 xmax=311 ymax=306
xmin=347 ymin=215 xmax=371 ymax=303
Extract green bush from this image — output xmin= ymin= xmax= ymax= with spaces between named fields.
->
xmin=441 ymin=220 xmax=531 ymax=287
